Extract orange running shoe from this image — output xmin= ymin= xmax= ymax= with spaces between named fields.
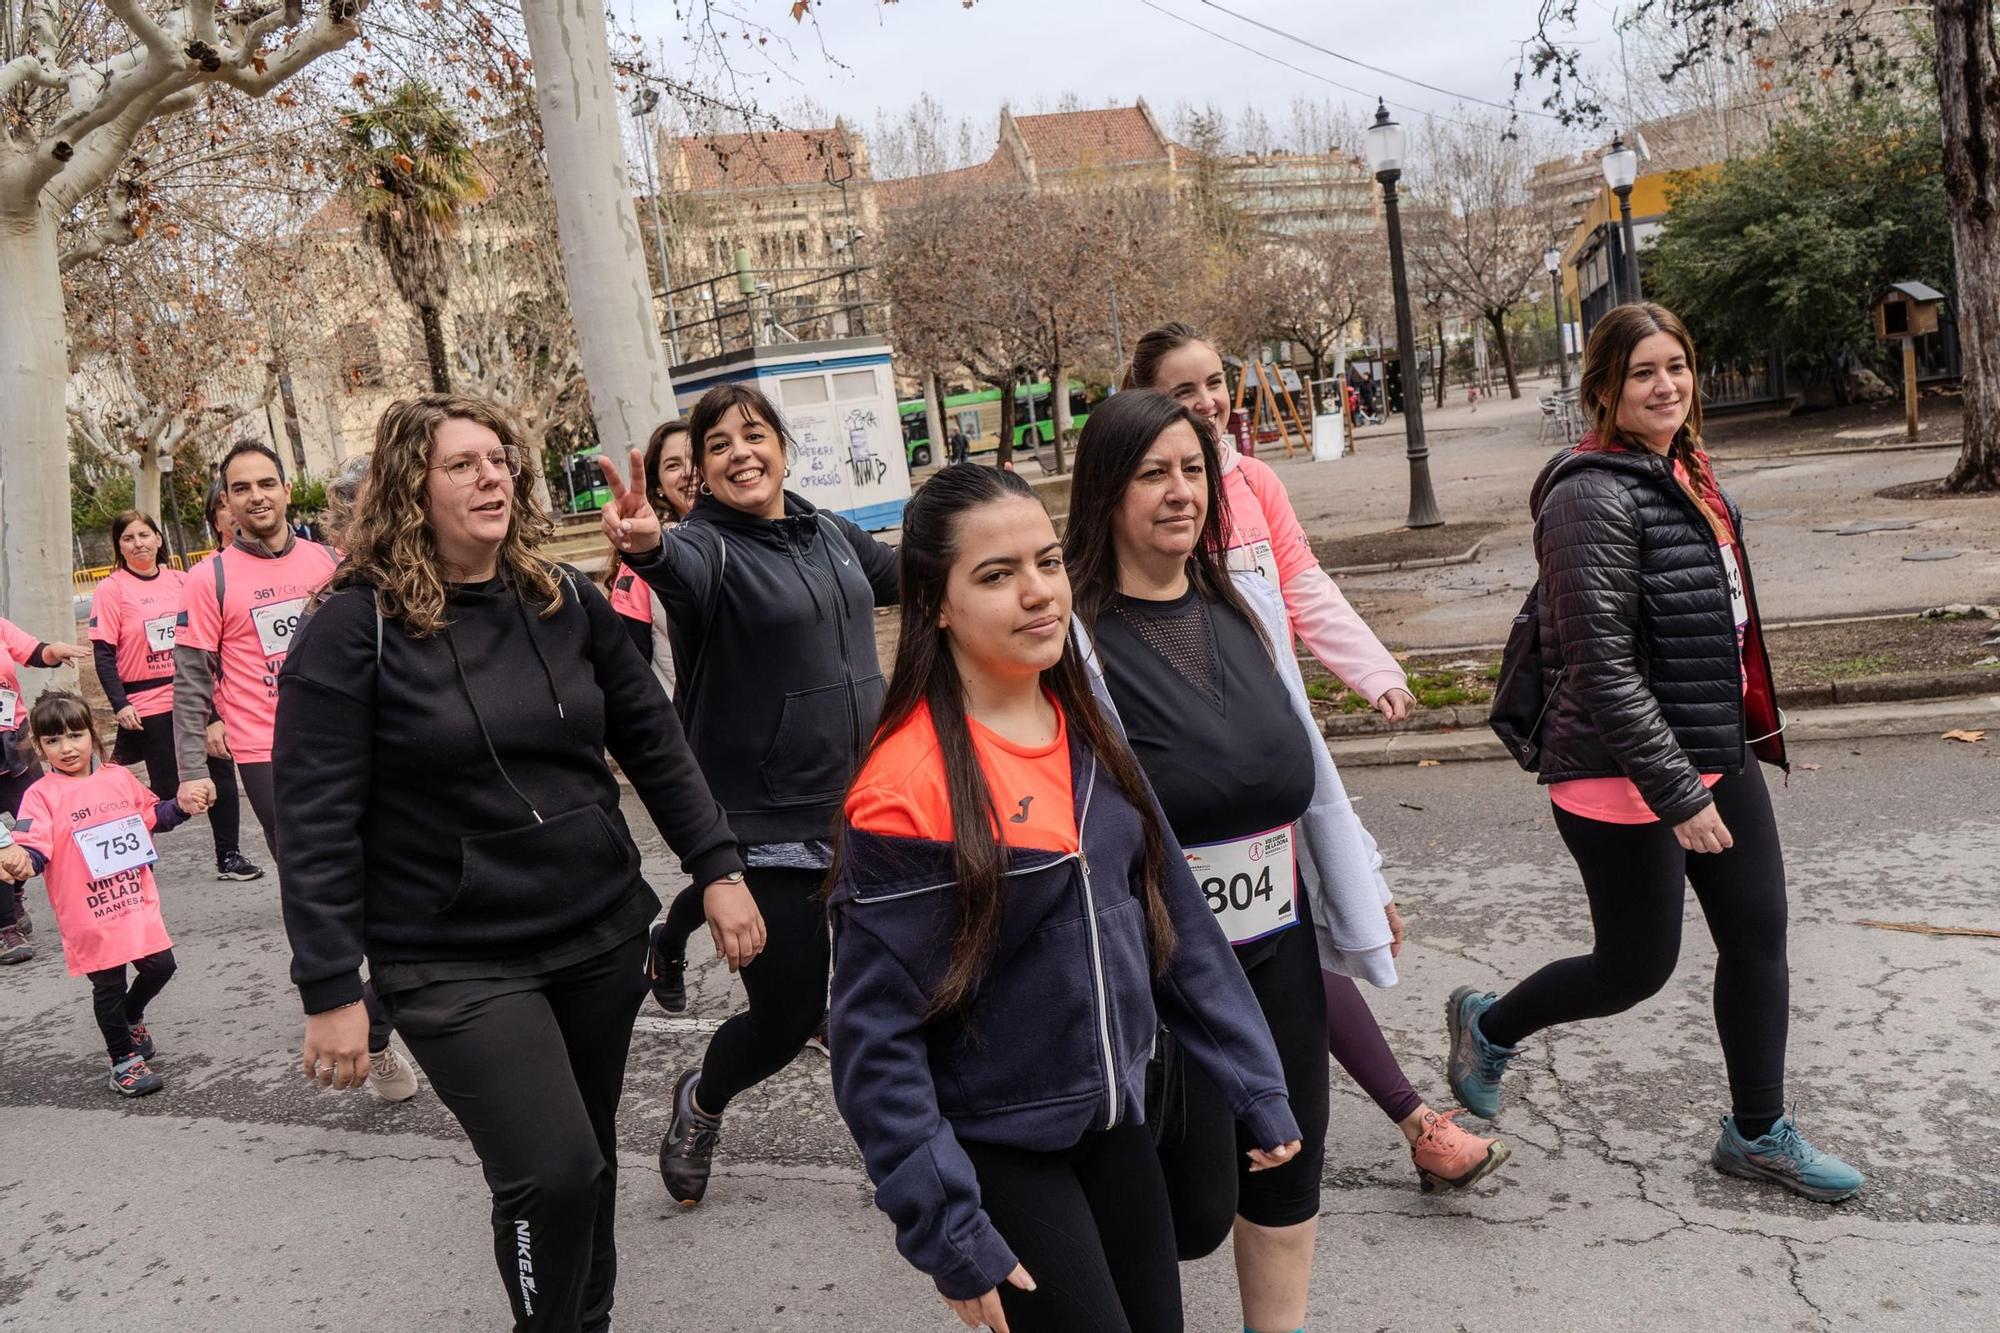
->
xmin=1411 ymin=1108 xmax=1511 ymax=1193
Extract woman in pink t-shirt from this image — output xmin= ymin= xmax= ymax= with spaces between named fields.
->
xmin=6 ymin=691 xmax=208 ymax=1097
xmin=1120 ymin=322 xmax=1503 ymax=1195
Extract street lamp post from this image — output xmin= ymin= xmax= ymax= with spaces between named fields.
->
xmin=1603 ymin=133 xmax=1641 ymax=303
xmin=1365 ymin=100 xmax=1443 ymax=529
xmin=1543 ymin=246 xmax=1572 ymax=392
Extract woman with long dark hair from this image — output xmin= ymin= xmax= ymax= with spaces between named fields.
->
xmin=828 ymin=463 xmax=1299 ymax=1333
xmin=1065 ymin=390 xmax=1495 ymax=1333
xmin=1122 ymin=322 xmax=1502 ymax=1193
xmin=277 ymin=394 xmax=743 ymax=1329
xmin=599 ymin=382 xmax=900 ymax=1207
xmin=1446 ymin=303 xmax=1862 ymax=1202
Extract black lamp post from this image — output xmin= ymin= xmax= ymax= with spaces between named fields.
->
xmin=1543 ymin=246 xmax=1571 ymax=392
xmin=1365 ymin=100 xmax=1443 ymax=530
xmin=1603 ymin=133 xmax=1642 ymax=303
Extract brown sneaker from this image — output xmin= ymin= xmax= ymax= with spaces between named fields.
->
xmin=1412 ymin=1108 xmax=1511 ymax=1193
xmin=0 ymin=924 xmax=32 ymax=965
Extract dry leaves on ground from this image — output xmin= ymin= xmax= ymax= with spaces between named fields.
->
xmin=1940 ymin=729 xmax=1987 ymax=743
xmin=1416 ymin=759 xmax=1441 ymax=768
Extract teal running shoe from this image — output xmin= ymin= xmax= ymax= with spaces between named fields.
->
xmin=1712 ymin=1113 xmax=1864 ymax=1203
xmin=1445 ymin=985 xmax=1519 ymax=1121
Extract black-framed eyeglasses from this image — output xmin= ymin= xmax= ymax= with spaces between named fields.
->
xmin=430 ymin=449 xmax=522 ymax=487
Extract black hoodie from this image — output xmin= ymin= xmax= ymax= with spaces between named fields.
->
xmin=273 ymin=568 xmax=743 ymax=1014
xmin=627 ymin=491 xmax=900 ymax=845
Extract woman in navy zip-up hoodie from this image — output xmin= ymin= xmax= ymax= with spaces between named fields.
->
xmin=827 ymin=465 xmax=1299 ymax=1333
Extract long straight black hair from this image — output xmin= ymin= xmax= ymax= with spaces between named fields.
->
xmin=842 ymin=463 xmax=1177 ymax=1015
xmin=1062 ymin=388 xmax=1264 ymax=645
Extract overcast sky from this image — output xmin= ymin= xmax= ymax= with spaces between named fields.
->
xmin=631 ymin=0 xmax=1625 ymax=156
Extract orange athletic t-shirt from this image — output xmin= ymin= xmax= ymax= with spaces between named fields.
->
xmin=846 ymin=699 xmax=1078 ymax=853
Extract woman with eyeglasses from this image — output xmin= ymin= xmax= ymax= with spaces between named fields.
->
xmin=275 ymin=394 xmax=744 ymax=1331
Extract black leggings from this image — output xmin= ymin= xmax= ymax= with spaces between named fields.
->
xmin=1 ymin=765 xmax=37 ymax=927
xmin=1159 ymin=891 xmax=1330 ymax=1257
xmin=115 ymin=711 xmax=242 ymax=861
xmin=694 ymin=865 xmax=829 ymax=1115
xmin=88 ymin=949 xmax=177 ymax=1059
xmin=378 ymin=932 xmax=650 ymax=1333
xmin=241 ymin=759 xmax=391 ymax=1054
xmin=1480 ymin=767 xmax=1789 ymax=1127
xmin=960 ymin=1122 xmax=1184 ymax=1333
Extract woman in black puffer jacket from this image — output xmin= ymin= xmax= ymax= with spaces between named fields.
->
xmin=1443 ymin=304 xmax=1863 ymax=1204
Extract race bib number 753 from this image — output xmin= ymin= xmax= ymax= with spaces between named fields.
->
xmin=1185 ymin=824 xmax=1297 ymax=946
xmin=74 ymin=814 xmax=158 ymax=881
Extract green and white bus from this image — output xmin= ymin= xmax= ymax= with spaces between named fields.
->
xmin=898 ymin=380 xmax=1093 ymax=467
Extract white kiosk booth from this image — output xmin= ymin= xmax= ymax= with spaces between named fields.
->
xmin=669 ymin=335 xmax=911 ymax=532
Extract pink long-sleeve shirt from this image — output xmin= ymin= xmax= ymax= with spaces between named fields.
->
xmin=1216 ymin=439 xmax=1408 ymax=704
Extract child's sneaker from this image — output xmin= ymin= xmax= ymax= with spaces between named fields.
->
xmin=1712 ymin=1112 xmax=1863 ymax=1203
xmin=12 ymin=887 xmax=28 ymax=936
xmin=109 ymin=1054 xmax=163 ymax=1098
xmin=0 ymin=925 xmax=32 ymax=965
xmin=129 ymin=1024 xmax=156 ymax=1060
xmin=1411 ymin=1108 xmax=1511 ymax=1193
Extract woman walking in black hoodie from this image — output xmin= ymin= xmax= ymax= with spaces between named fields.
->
xmin=276 ymin=395 xmax=744 ymax=1333
xmin=600 ymin=382 xmax=900 ymax=1206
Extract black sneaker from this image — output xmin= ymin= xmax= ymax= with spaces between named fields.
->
xmin=659 ymin=1068 xmax=721 ymax=1207
xmin=648 ymin=922 xmax=688 ymax=1013
xmin=129 ymin=1023 xmax=156 ymax=1060
xmin=216 ymin=852 xmax=265 ymax=882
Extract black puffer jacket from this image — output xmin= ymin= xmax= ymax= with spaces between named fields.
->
xmin=1530 ymin=446 xmax=1786 ymax=824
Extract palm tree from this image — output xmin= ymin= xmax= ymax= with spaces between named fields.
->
xmin=339 ymin=83 xmax=485 ymax=392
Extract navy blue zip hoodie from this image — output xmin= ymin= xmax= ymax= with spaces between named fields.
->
xmin=826 ymin=725 xmax=1300 ymax=1301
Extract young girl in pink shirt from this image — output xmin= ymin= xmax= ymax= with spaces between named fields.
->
xmin=6 ymin=692 xmax=208 ymax=1097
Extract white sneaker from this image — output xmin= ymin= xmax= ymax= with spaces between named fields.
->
xmin=368 ymin=1043 xmax=421 ymax=1103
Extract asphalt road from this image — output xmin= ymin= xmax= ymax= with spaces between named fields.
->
xmin=2 ymin=731 xmax=1994 ymax=1331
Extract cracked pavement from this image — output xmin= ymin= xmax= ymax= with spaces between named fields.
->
xmin=0 ymin=732 xmax=1993 ymax=1330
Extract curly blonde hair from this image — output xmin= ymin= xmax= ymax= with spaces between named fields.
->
xmin=327 ymin=394 xmax=561 ymax=636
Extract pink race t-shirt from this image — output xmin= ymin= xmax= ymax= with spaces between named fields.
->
xmin=0 ymin=616 xmax=41 ymax=738
xmin=89 ymin=567 xmax=187 ymax=718
xmin=12 ymin=764 xmax=173 ymax=975
xmin=176 ymin=540 xmax=338 ymax=763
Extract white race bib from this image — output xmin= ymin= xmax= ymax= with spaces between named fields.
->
xmin=1186 ymin=824 xmax=1297 ymax=945
xmin=0 ymin=688 xmax=16 ymax=730
xmin=144 ymin=613 xmax=177 ymax=654
xmin=1227 ymin=539 xmax=1279 ymax=588
xmin=251 ymin=597 xmax=308 ymax=658
xmin=1719 ymin=545 xmax=1748 ymax=630
xmin=74 ymin=814 xmax=158 ymax=881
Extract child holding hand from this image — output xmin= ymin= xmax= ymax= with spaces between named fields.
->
xmin=8 ymin=692 xmax=209 ymax=1097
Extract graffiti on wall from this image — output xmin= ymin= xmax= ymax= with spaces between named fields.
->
xmin=845 ymin=408 xmax=888 ymax=487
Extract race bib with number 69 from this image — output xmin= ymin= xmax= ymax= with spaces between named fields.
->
xmin=74 ymin=814 xmax=158 ymax=881
xmin=251 ymin=597 xmax=308 ymax=658
xmin=1185 ymin=823 xmax=1296 ymax=946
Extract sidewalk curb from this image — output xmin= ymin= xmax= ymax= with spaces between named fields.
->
xmin=1326 ymin=538 xmax=1487 ymax=578
xmin=1323 ymin=693 xmax=2000 ymax=768
xmin=1728 ymin=439 xmax=1962 ymax=462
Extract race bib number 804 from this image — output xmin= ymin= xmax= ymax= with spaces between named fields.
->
xmin=1185 ymin=824 xmax=1296 ymax=946
xmin=251 ymin=597 xmax=308 ymax=658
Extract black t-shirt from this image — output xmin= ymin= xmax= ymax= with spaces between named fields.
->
xmin=1094 ymin=585 xmax=1315 ymax=849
